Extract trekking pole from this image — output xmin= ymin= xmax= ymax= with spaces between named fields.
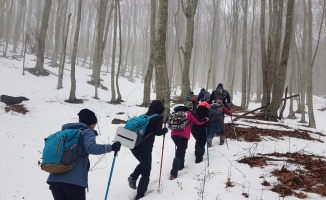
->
xmin=157 ymin=123 xmax=167 ymax=193
xmin=205 ymin=126 xmax=209 ymax=167
xmin=104 ymin=151 xmax=118 ymax=200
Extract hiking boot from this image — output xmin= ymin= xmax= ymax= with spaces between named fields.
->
xmin=170 ymin=174 xmax=177 ymax=180
xmin=207 ymin=138 xmax=213 ymax=147
xmin=219 ymin=136 xmax=225 ymax=145
xmin=195 ymin=157 xmax=203 ymax=164
xmin=128 ymin=176 xmax=137 ymax=190
xmin=134 ymin=194 xmax=144 ymax=200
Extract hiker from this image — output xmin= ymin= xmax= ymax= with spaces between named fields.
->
xmin=208 ymin=100 xmax=232 ymax=146
xmin=186 ymin=91 xmax=198 ymax=110
xmin=197 ymin=88 xmax=211 ymax=103
xmin=186 ymin=91 xmax=194 ymax=102
xmin=47 ymin=109 xmax=121 ymax=200
xmin=191 ymin=101 xmax=210 ymax=163
xmin=127 ymin=100 xmax=168 ymax=200
xmin=169 ymin=105 xmax=209 ymax=180
xmin=197 ymin=88 xmax=206 ymax=102
xmin=208 ymin=83 xmax=231 ymax=108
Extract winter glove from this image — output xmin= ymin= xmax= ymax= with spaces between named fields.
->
xmin=162 ymin=127 xmax=168 ymax=135
xmin=111 ymin=141 xmax=121 ymax=152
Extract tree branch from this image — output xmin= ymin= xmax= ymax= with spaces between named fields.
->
xmin=233 ymin=94 xmax=299 ymax=121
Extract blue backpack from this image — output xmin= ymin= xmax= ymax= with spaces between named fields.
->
xmin=114 ymin=114 xmax=159 ymax=148
xmin=40 ymin=129 xmax=84 ymax=173
xmin=124 ymin=114 xmax=159 ymax=135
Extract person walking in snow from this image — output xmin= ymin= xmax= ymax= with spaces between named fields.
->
xmin=191 ymin=102 xmax=210 ymax=163
xmin=169 ymin=105 xmax=209 ymax=180
xmin=208 ymin=83 xmax=231 ymax=108
xmin=47 ymin=109 xmax=121 ymax=200
xmin=127 ymin=100 xmax=168 ymax=200
xmin=208 ymin=100 xmax=232 ymax=146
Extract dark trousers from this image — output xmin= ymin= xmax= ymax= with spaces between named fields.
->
xmin=130 ymin=148 xmax=152 ymax=198
xmin=170 ymin=135 xmax=188 ymax=176
xmin=192 ymin=129 xmax=207 ymax=162
xmin=49 ymin=182 xmax=85 ymax=200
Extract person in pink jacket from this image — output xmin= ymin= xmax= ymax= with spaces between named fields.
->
xmin=169 ymin=105 xmax=209 ymax=180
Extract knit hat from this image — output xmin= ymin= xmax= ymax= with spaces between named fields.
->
xmin=148 ymin=100 xmax=165 ymax=115
xmin=78 ymin=109 xmax=97 ymax=126
xmin=217 ymin=83 xmax=223 ymax=89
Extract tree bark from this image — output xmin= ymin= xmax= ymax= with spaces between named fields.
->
xmin=155 ymin=0 xmax=170 ymax=119
xmin=241 ymin=0 xmax=248 ymax=108
xmin=12 ymin=0 xmax=25 ymax=53
xmin=68 ymin=0 xmax=83 ymax=102
xmin=110 ymin=0 xmax=118 ymax=102
xmin=180 ymin=0 xmax=199 ymax=102
xmin=115 ymin=0 xmax=122 ymax=102
xmin=34 ymin=0 xmax=53 ymax=75
xmin=142 ymin=0 xmax=157 ymax=107
xmin=246 ymin=0 xmax=256 ymax=109
xmin=52 ymin=0 xmax=63 ymax=67
xmin=268 ymin=0 xmax=294 ymax=119
xmin=57 ymin=13 xmax=71 ymax=89
xmin=92 ymin=0 xmax=109 ymax=99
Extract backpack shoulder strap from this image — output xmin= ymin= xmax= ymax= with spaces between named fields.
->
xmin=134 ymin=114 xmax=159 ymax=147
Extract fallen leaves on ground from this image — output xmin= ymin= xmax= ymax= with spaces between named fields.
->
xmin=4 ymin=104 xmax=29 ymax=114
xmin=238 ymin=153 xmax=326 ymax=198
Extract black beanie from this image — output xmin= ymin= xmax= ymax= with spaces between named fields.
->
xmin=78 ymin=109 xmax=97 ymax=126
xmin=147 ymin=100 xmax=165 ymax=115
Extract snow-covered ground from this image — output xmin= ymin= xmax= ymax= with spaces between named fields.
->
xmin=1 ymin=50 xmax=325 ymax=200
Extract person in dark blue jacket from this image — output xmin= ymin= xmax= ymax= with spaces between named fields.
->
xmin=128 ymin=100 xmax=168 ymax=200
xmin=47 ymin=109 xmax=121 ymax=200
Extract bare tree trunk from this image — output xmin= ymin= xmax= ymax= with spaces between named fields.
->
xmin=0 ymin=0 xmax=6 ymax=40
xmin=115 ymin=0 xmax=122 ymax=102
xmin=299 ymin=1 xmax=308 ymax=123
xmin=68 ymin=0 xmax=82 ymax=102
xmin=207 ymin=0 xmax=220 ymax=91
xmin=34 ymin=0 xmax=53 ymax=75
xmin=23 ymin=34 xmax=28 ymax=75
xmin=260 ymin=0 xmax=269 ymax=111
xmin=288 ymin=33 xmax=296 ymax=119
xmin=268 ymin=0 xmax=294 ymax=119
xmin=142 ymin=0 xmax=157 ymax=107
xmin=3 ymin=0 xmax=13 ymax=57
xmin=246 ymin=0 xmax=256 ymax=109
xmin=305 ymin=0 xmax=324 ymax=128
xmin=12 ymin=0 xmax=24 ymax=53
xmin=155 ymin=0 xmax=170 ymax=118
xmin=110 ymin=0 xmax=118 ymax=102
xmin=52 ymin=0 xmax=63 ymax=67
xmin=57 ymin=13 xmax=71 ymax=89
xmin=180 ymin=0 xmax=199 ymax=102
xmin=92 ymin=0 xmax=109 ymax=99
xmin=20 ymin=0 xmax=27 ymax=56
xmin=241 ymin=0 xmax=248 ymax=108
xmin=227 ymin=0 xmax=239 ymax=100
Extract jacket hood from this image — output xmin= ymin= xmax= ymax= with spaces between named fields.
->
xmin=62 ymin=123 xmax=98 ymax=136
xmin=147 ymin=100 xmax=165 ymax=115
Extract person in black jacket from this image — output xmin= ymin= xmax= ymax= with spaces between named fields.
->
xmin=208 ymin=83 xmax=231 ymax=108
xmin=191 ymin=102 xmax=210 ymax=163
xmin=128 ymin=100 xmax=168 ymax=200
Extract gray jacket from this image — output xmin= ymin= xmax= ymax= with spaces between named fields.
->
xmin=47 ymin=123 xmax=113 ymax=188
